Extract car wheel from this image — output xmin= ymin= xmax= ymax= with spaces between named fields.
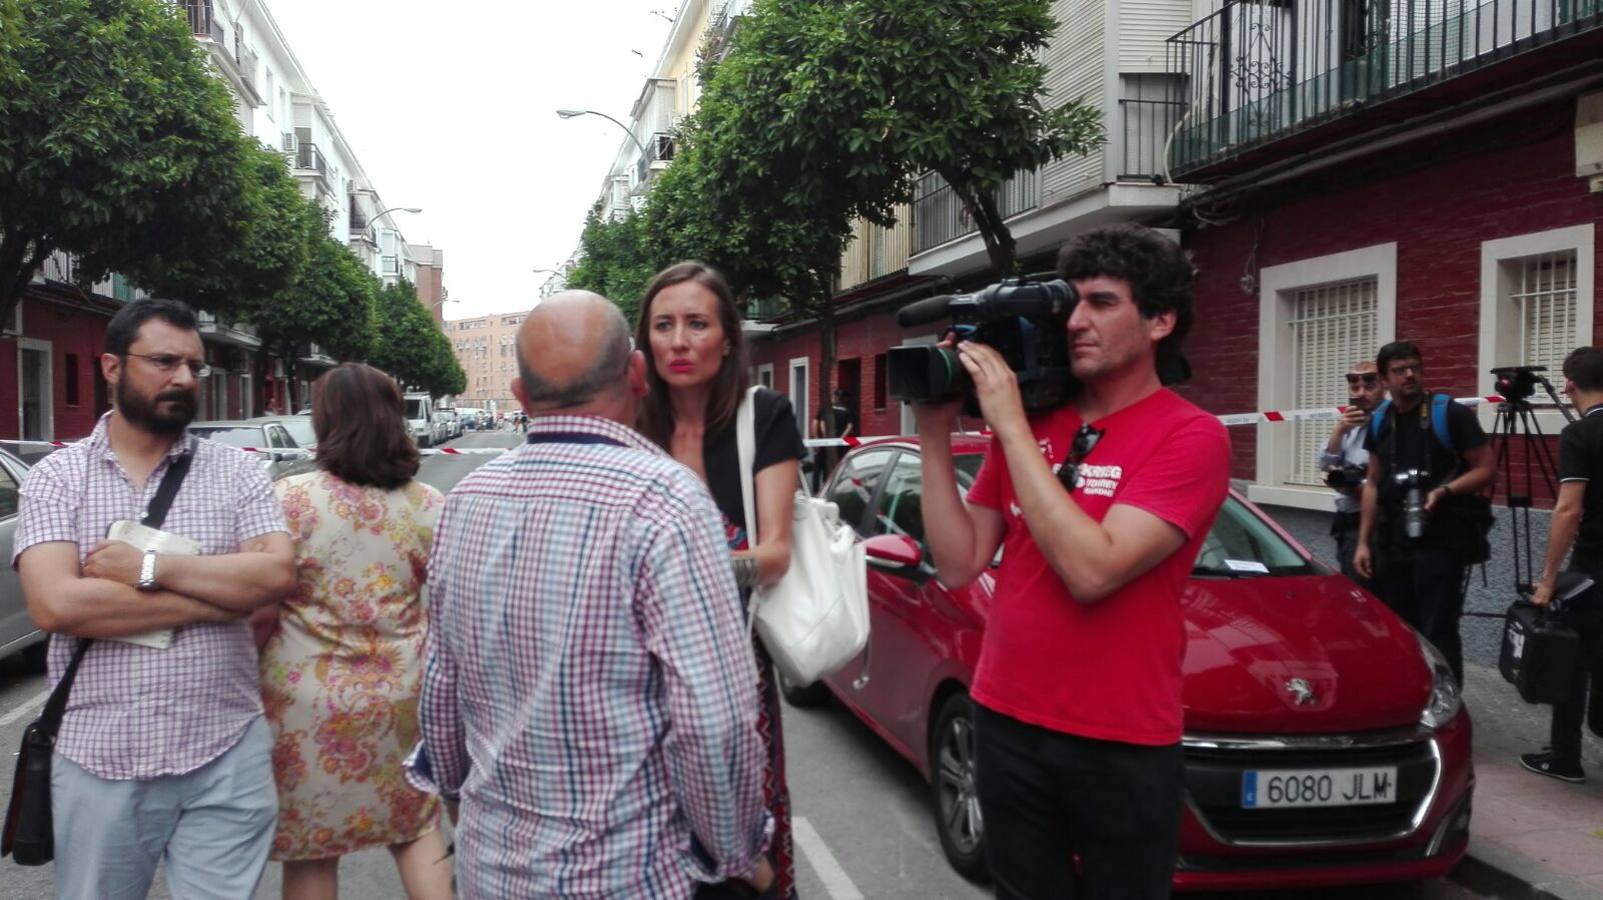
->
xmin=931 ymin=693 xmax=991 ymax=884
xmin=777 ymin=667 xmax=830 ymax=707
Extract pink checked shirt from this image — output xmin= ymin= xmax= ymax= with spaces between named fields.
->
xmin=407 ymin=416 xmax=769 ymax=899
xmin=12 ymin=413 xmax=288 ymax=779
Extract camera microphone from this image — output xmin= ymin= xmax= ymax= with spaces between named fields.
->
xmin=895 ymin=295 xmax=955 ymax=327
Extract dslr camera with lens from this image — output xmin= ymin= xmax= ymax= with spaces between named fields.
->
xmin=1324 ymin=464 xmax=1368 ymax=490
xmin=887 ymin=275 xmax=1079 ymax=417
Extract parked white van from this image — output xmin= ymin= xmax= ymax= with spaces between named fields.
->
xmin=403 ymin=392 xmax=435 ymax=447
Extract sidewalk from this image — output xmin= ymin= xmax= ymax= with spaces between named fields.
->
xmin=1456 ymin=663 xmax=1603 ymax=899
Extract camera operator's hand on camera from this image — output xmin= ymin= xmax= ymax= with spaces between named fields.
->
xmin=957 ymin=340 xmax=1028 ymax=439
xmin=1339 ymin=406 xmax=1368 ymax=431
xmin=1353 ymin=543 xmax=1373 ymax=581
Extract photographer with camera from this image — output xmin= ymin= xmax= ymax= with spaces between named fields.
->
xmin=1520 ymin=346 xmax=1603 ymax=783
xmin=1322 ymin=361 xmax=1387 ymax=588
xmin=913 ymin=225 xmax=1229 ymax=899
xmin=1354 ymin=341 xmax=1495 ymax=686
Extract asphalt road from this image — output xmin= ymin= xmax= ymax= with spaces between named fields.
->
xmin=0 ymin=430 xmax=1494 ymax=897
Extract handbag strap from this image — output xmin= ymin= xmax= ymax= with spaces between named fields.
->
xmin=36 ymin=437 xmax=197 ymax=739
xmin=735 ymin=386 xmax=762 ymax=548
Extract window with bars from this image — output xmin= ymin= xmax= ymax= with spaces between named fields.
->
xmin=1511 ymin=251 xmax=1578 ymax=378
xmin=1288 ymin=278 xmax=1378 ymax=486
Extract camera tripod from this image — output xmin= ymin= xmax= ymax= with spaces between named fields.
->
xmin=1487 ymin=366 xmax=1576 ymax=595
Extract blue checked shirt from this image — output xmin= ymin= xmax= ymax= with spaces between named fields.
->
xmin=407 ymin=416 xmax=769 ymax=899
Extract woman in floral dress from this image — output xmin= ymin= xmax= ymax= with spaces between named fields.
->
xmin=257 ymin=363 xmax=451 ymax=900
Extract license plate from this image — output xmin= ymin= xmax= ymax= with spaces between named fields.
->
xmin=1241 ymin=767 xmax=1398 ymax=809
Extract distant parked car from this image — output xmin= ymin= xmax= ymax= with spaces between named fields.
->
xmin=431 ymin=411 xmax=452 ymax=446
xmin=190 ymin=421 xmax=313 ymax=481
xmin=249 ymin=414 xmax=317 ymax=453
xmin=0 ymin=448 xmax=46 ymax=668
xmin=439 ymin=408 xmax=463 ymax=439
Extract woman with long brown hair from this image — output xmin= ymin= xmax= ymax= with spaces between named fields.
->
xmin=257 ymin=363 xmax=452 ymax=900
xmin=636 ymin=261 xmax=805 ymax=899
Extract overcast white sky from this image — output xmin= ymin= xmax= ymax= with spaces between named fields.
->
xmin=266 ymin=0 xmax=677 ymax=319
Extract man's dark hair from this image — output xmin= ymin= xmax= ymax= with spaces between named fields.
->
xmin=1563 ymin=346 xmax=1603 ymax=393
xmin=312 ymin=363 xmax=420 ymax=490
xmin=105 ymin=299 xmax=198 ymax=356
xmin=1056 ymin=224 xmax=1195 ymax=364
xmin=1376 ymin=341 xmax=1424 ymax=376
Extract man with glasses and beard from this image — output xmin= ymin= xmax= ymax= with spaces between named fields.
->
xmin=14 ymin=299 xmax=296 ymax=898
xmin=1354 ymin=341 xmax=1494 ymax=687
xmin=915 ymin=225 xmax=1231 ymax=899
xmin=1321 ymin=361 xmax=1386 ymax=588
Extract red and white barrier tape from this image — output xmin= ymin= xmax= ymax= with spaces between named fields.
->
xmin=2 ymin=396 xmax=1516 ymax=456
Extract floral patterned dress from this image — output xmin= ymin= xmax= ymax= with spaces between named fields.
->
xmin=261 ymin=471 xmax=444 ymax=861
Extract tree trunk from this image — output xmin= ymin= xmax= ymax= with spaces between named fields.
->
xmin=938 ymin=169 xmax=1018 ymax=278
xmin=815 ymin=273 xmax=838 ymax=483
xmin=973 ymin=189 xmax=1018 ymax=277
xmin=0 ymin=230 xmax=48 ymax=331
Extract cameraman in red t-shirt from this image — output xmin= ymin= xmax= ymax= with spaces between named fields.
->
xmin=915 ymin=225 xmax=1231 ymax=899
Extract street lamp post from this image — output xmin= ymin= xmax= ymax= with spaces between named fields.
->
xmin=555 ymin=109 xmax=648 ymax=157
xmin=363 ymin=205 xmax=423 ymax=241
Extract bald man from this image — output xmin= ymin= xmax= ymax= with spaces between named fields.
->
xmin=408 ymin=294 xmax=774 ymax=898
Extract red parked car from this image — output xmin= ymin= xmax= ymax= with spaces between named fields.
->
xmin=786 ymin=435 xmax=1474 ymax=892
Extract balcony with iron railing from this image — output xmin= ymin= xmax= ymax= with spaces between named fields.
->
xmin=1165 ymin=0 xmax=1603 ymax=179
xmin=635 ymin=132 xmax=677 ymax=184
xmin=181 ymin=1 xmax=224 ymax=45
xmin=1119 ymin=98 xmax=1186 ymax=181
xmin=839 ymin=209 xmax=913 ymax=293
xmin=294 ymin=142 xmax=330 ymax=189
xmin=911 ymin=170 xmax=1039 ymax=256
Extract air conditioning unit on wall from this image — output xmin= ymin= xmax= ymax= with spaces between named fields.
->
xmin=1576 ymin=92 xmax=1603 ymax=192
xmin=281 ymin=132 xmax=297 ymax=153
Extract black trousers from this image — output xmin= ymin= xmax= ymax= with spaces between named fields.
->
xmin=1551 ymin=583 xmax=1603 ymax=766
xmin=1376 ymin=545 xmax=1469 ymax=686
xmin=973 ymin=705 xmax=1184 ymax=900
xmin=1330 ymin=511 xmax=1374 ymax=592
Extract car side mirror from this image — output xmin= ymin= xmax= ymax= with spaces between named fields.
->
xmin=864 ymin=534 xmax=924 ymax=571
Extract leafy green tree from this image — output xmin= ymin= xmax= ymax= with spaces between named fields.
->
xmin=0 ymin=0 xmax=262 ymax=325
xmin=123 ymin=142 xmax=311 ymax=322
xmin=369 ymin=279 xmax=464 ymax=397
xmin=564 ymin=207 xmax=657 ymax=324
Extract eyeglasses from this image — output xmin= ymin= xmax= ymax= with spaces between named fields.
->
xmin=1057 ymin=423 xmax=1105 ymax=492
xmin=124 ymin=352 xmax=211 ymax=378
xmin=1344 ymin=373 xmax=1379 ymax=387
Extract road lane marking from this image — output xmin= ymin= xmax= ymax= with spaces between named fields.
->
xmin=792 ymin=816 xmax=864 ymax=900
xmin=0 ymin=689 xmax=49 ymax=728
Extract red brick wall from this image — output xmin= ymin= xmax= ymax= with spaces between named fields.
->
xmin=1 ymin=296 xmax=112 ymax=442
xmin=749 ymin=311 xmax=911 ymax=439
xmin=1182 ymin=98 xmax=1603 ymax=482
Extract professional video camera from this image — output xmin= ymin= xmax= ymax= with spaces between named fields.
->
xmin=887 ymin=275 xmax=1078 ymax=416
xmin=1491 ymin=364 xmax=1565 ymax=406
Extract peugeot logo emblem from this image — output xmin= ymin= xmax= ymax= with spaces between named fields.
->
xmin=1286 ymin=678 xmax=1317 ymax=706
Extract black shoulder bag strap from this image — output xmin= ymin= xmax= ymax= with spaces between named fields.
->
xmin=2 ymin=436 xmax=195 ymax=864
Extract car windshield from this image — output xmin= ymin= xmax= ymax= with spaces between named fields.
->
xmin=951 ymin=452 xmax=1312 ymax=578
xmin=279 ymin=418 xmax=315 ymax=446
xmin=405 ymin=399 xmax=426 ymax=420
xmin=1192 ymin=496 xmax=1317 ymax=577
xmin=192 ymin=427 xmax=264 ymax=449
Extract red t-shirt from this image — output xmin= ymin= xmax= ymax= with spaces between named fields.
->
xmin=966 ymin=388 xmax=1231 ymax=746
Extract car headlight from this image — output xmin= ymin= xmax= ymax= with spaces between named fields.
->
xmin=1417 ymin=632 xmax=1462 ymax=729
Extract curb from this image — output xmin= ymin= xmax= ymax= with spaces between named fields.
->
xmin=1451 ymin=853 xmax=1565 ymax=900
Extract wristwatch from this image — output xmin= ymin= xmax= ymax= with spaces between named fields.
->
xmin=137 ymin=549 xmax=159 ymax=592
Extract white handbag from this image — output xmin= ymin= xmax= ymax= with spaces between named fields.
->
xmin=736 ymin=386 xmax=870 ymax=686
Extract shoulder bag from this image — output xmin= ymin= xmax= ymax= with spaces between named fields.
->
xmin=2 ymin=440 xmax=195 ymax=865
xmin=736 ymin=387 xmax=869 ymax=687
